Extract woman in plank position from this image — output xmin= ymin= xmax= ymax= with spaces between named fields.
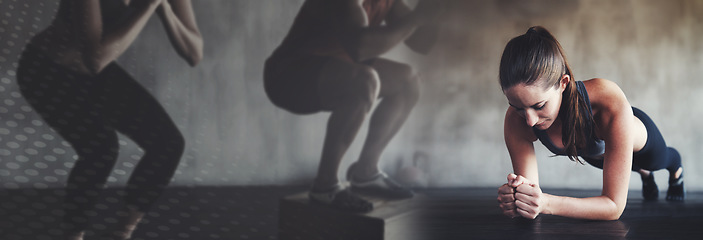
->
xmin=496 ymin=26 xmax=684 ymax=220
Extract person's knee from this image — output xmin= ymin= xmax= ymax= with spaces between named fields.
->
xmin=393 ymin=63 xmax=421 ymax=105
xmin=667 ymin=147 xmax=682 ymax=171
xmin=139 ymin=127 xmax=185 ymax=162
xmin=163 ymin=130 xmax=185 ymax=157
xmin=170 ymin=131 xmax=186 ymax=157
xmin=348 ymin=66 xmax=381 ymax=110
xmin=160 ymin=130 xmax=186 ymax=159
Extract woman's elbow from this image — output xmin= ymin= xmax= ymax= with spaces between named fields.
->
xmin=186 ymin=40 xmax=204 ymax=66
xmin=186 ymin=51 xmax=202 ymax=66
xmin=610 ymin=205 xmax=625 ymax=220
xmin=83 ymin=46 xmax=114 ymax=75
xmin=347 ymin=48 xmax=375 ymax=63
xmin=601 ymin=210 xmax=623 ymax=221
xmin=601 ymin=200 xmax=625 ymax=220
xmin=85 ymin=58 xmax=110 ymax=76
xmin=342 ymin=36 xmax=373 ymax=62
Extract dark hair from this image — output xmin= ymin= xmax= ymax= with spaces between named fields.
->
xmin=499 ymin=26 xmax=595 ymax=162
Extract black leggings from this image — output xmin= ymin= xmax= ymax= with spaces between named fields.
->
xmin=16 ymin=44 xmax=184 ymax=231
xmin=584 ymin=107 xmax=681 ymax=173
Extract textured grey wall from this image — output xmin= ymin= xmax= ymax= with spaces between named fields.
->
xmin=0 ymin=0 xmax=701 ymax=191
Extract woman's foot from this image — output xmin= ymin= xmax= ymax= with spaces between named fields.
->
xmin=309 ymin=183 xmax=373 ymax=213
xmin=641 ymin=172 xmax=658 ymax=201
xmin=347 ymin=162 xmax=414 ymax=200
xmin=61 ymin=220 xmax=85 ymax=240
xmin=100 ymin=206 xmax=144 ymax=240
xmin=65 ymin=231 xmax=84 ymax=240
xmin=666 ymin=168 xmax=685 ymax=201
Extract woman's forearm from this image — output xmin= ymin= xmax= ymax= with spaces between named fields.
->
xmin=543 ymin=193 xmax=624 ymax=220
xmin=156 ymin=0 xmax=203 ymax=66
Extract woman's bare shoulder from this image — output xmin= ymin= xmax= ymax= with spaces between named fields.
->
xmin=582 ymin=78 xmax=627 ymax=104
xmin=582 ymin=78 xmax=631 ymax=123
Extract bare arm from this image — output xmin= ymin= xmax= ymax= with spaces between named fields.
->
xmin=156 ymin=0 xmax=203 ymax=66
xmin=72 ymin=0 xmax=163 ymax=74
xmin=387 ymin=0 xmax=440 ymax=55
xmin=512 ymin=79 xmax=634 ymax=220
xmin=339 ymin=0 xmax=428 ymax=61
xmin=497 ymin=107 xmax=538 ymax=218
xmin=504 ymin=107 xmax=539 ymax=182
xmin=542 ymin=79 xmax=633 ymax=220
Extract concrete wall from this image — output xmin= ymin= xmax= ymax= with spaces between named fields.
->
xmin=0 ymin=0 xmax=701 ymax=191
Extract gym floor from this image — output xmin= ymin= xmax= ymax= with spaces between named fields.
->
xmin=1 ymin=186 xmax=701 ymax=240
